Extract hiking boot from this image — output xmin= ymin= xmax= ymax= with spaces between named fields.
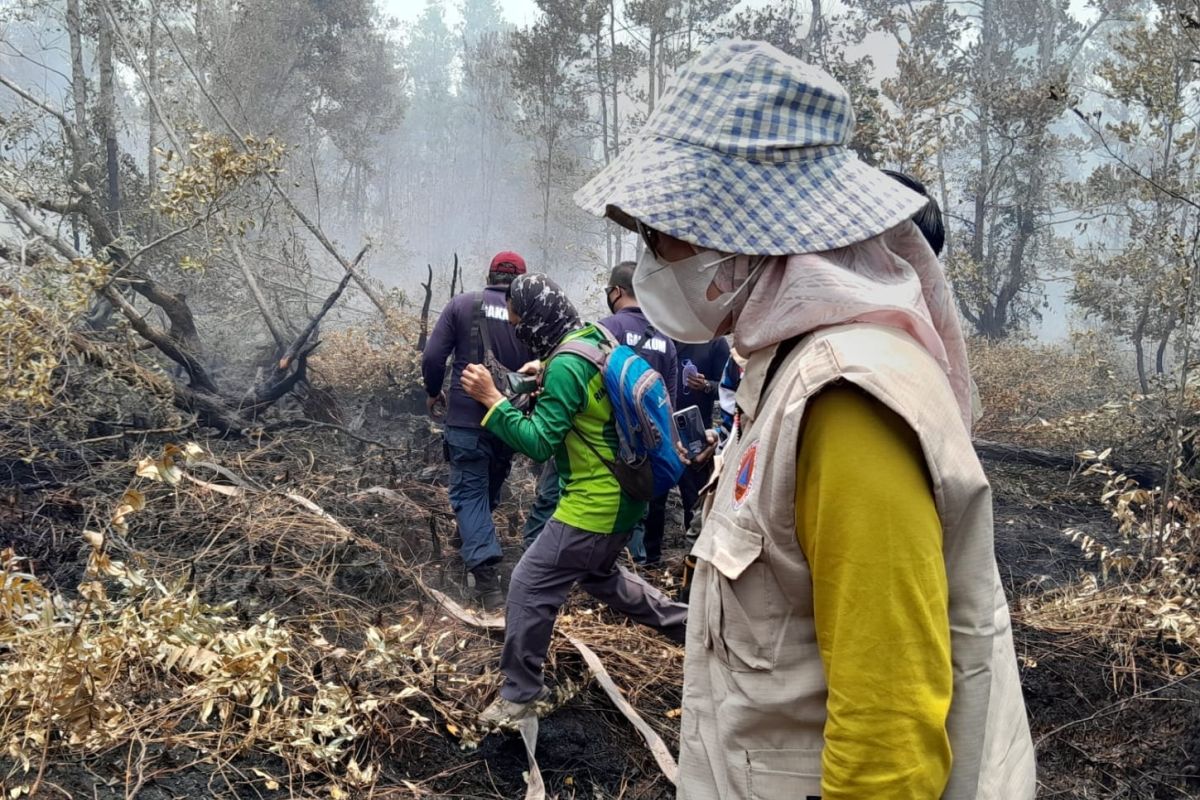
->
xmin=478 ymin=688 xmax=551 ymax=729
xmin=472 ymin=564 xmax=504 ymax=612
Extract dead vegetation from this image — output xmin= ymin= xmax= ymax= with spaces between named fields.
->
xmin=0 ymin=399 xmax=685 ymax=799
xmin=964 ymin=335 xmax=1200 ymax=797
xmin=3 ymin=220 xmax=1199 ymax=796
xmin=1 ymin=0 xmax=1197 ymax=794
xmin=3 ymin=329 xmax=1198 ymax=799
xmin=2 ymin=246 xmax=1200 ymax=797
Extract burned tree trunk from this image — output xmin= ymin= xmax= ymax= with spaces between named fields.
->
xmin=146 ymin=11 xmax=159 ymax=194
xmin=418 ymin=263 xmax=433 ymax=351
xmin=66 ymin=0 xmax=87 ymax=141
xmin=229 ymin=237 xmax=287 ymax=352
xmin=0 ymin=55 xmax=374 ymax=436
xmin=96 ymin=5 xmax=120 ymax=224
xmin=0 ymin=181 xmax=354 ymax=434
xmin=244 ymin=259 xmax=360 ymax=414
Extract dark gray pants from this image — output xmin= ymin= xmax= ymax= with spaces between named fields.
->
xmin=499 ymin=519 xmax=688 ymax=702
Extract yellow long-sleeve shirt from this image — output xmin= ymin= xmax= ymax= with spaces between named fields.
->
xmin=795 ymin=385 xmax=953 ymax=798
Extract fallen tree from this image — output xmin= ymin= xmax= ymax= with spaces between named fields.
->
xmin=974 ymin=439 xmax=1165 ymax=487
xmin=0 ymin=67 xmax=382 ymax=433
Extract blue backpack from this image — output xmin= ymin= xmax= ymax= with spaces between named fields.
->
xmin=553 ymin=324 xmax=685 ymax=502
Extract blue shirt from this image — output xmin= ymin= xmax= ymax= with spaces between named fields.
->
xmin=598 ymin=306 xmax=679 ymax=406
xmin=675 ymin=338 xmax=732 ymax=428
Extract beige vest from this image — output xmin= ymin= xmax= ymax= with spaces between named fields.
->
xmin=677 ymin=324 xmax=1035 ymax=800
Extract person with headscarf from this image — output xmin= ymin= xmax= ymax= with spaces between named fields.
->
xmin=460 ymin=273 xmax=688 ymax=728
xmin=574 ymin=41 xmax=1035 ymax=800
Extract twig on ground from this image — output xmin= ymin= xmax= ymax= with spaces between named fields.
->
xmin=261 ymin=418 xmax=406 ymax=451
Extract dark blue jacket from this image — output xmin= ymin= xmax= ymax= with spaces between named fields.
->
xmin=598 ymin=306 xmax=679 ymax=406
xmin=675 ymin=338 xmax=732 ymax=428
xmin=421 ymin=286 xmax=533 ymax=428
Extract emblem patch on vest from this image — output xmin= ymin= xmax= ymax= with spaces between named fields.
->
xmin=732 ymin=441 xmax=758 ymax=509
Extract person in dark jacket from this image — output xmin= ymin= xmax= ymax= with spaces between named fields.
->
xmin=600 ymin=261 xmax=679 ymax=394
xmin=421 ymin=251 xmax=533 ymax=609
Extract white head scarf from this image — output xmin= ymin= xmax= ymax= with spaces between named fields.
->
xmin=734 ymin=221 xmax=975 ymax=434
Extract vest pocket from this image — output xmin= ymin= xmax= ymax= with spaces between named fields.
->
xmin=695 ymin=522 xmax=786 ymax=672
xmin=745 ymin=748 xmax=822 ymax=799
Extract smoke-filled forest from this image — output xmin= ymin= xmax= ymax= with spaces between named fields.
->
xmin=2 ymin=0 xmax=1200 ymax=797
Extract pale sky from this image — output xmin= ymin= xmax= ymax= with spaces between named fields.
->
xmin=382 ymin=0 xmax=543 ymax=29
xmin=382 ymin=0 xmax=770 ymax=30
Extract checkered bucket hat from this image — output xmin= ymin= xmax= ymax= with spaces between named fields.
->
xmin=574 ymin=40 xmax=926 ymax=255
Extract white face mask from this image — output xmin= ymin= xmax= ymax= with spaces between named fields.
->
xmin=634 ymin=245 xmax=767 ymax=343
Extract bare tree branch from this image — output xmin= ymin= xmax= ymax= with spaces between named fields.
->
xmin=418 ymin=263 xmax=433 ymax=351
xmin=228 ymin=237 xmax=287 ymax=349
xmin=100 ymin=283 xmax=219 ymax=394
xmin=1071 ymin=107 xmax=1200 ymax=213
xmin=278 ymin=251 xmax=363 ymax=372
xmin=0 ymin=75 xmax=79 ymax=148
xmin=0 ymin=236 xmax=56 ymax=266
xmin=0 ymin=185 xmax=221 ymax=393
xmin=155 ymin=10 xmax=390 ymax=316
xmin=123 ymin=271 xmax=203 ymax=354
xmin=0 ymin=185 xmax=84 ymax=262
xmin=245 ymin=246 xmax=366 ymax=411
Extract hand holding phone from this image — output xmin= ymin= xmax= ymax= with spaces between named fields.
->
xmin=673 ymin=405 xmax=707 ymax=458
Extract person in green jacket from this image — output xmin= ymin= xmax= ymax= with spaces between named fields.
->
xmin=461 ymin=273 xmax=687 ymax=727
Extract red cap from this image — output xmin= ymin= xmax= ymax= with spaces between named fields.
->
xmin=489 ymin=251 xmax=527 ymax=275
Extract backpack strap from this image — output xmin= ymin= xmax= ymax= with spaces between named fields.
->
xmin=472 ymin=292 xmax=499 ymax=364
xmin=547 ymin=330 xmax=613 ymax=462
xmin=569 ymin=422 xmax=653 ymax=501
xmin=551 ymin=325 xmax=658 ymax=502
xmin=552 ymin=340 xmax=606 ymax=368
xmin=593 ymin=322 xmax=619 ymax=349
xmin=630 ymin=324 xmax=657 ymax=353
xmin=547 ymin=325 xmax=612 ymax=369
xmin=571 ymin=422 xmax=616 ymax=468
xmin=470 ymin=293 xmax=486 ymax=364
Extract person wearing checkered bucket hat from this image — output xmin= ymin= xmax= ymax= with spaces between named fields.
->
xmin=575 ymin=41 xmax=1035 ymax=799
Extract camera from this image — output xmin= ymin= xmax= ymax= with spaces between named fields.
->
xmin=505 ymin=371 xmax=539 ymax=395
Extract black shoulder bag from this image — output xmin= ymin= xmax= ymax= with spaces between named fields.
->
xmin=473 ymin=294 xmax=532 ymax=412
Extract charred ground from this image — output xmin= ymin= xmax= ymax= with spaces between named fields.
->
xmin=2 ymin=403 xmax=1198 ymax=799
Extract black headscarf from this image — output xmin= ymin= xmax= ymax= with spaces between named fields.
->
xmin=507 ymin=273 xmax=582 ymax=360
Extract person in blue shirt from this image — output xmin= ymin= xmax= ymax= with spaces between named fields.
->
xmin=601 ymin=262 xmax=678 ymax=566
